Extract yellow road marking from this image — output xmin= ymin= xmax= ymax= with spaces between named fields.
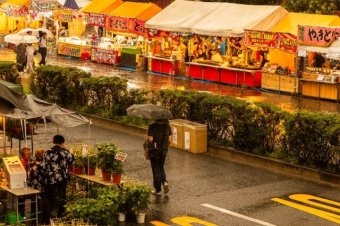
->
xmin=272 ymin=198 xmax=340 ymax=224
xmin=150 ymin=221 xmax=170 ymax=226
xmin=289 ymin=194 xmax=340 ymax=213
xmin=171 ymin=216 xmax=218 ymax=226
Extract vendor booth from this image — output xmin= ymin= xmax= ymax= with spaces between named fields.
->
xmin=297 ymin=25 xmax=340 ymax=101
xmin=145 ymin=1 xmax=288 ymax=86
xmin=258 ymin=12 xmax=340 ymax=94
xmin=57 ymin=0 xmax=123 ymax=58
xmin=146 ymin=0 xmax=222 ymax=76
xmin=103 ymin=2 xmax=161 ymax=68
xmin=0 ymin=0 xmax=29 ymax=34
xmin=187 ymin=3 xmax=287 ymax=88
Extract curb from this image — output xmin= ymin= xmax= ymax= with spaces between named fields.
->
xmin=85 ymin=114 xmax=340 ymax=188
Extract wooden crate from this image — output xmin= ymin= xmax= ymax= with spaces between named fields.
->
xmin=261 ymin=73 xmax=297 ymax=93
xmin=301 ymin=80 xmax=339 ymax=100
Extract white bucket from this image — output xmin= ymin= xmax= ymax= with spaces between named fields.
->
xmin=117 ymin=213 xmax=126 ymax=222
xmin=136 ymin=213 xmax=146 ymax=224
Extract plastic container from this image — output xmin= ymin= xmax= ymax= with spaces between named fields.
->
xmin=182 ymin=121 xmax=207 ymax=153
xmin=5 ymin=212 xmax=23 ymax=224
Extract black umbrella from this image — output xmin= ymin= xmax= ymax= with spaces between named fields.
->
xmin=127 ymin=104 xmax=173 ymax=120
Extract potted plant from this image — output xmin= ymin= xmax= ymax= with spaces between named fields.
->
xmin=117 ymin=187 xmax=130 ymax=222
xmin=96 ymin=143 xmax=119 ymax=181
xmin=112 ymin=160 xmax=125 ymax=184
xmin=127 ymin=182 xmax=152 ymax=224
xmin=84 ymin=148 xmax=97 ymax=175
xmin=73 ymin=149 xmax=85 ymax=175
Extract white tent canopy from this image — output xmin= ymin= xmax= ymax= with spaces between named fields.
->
xmin=299 ymin=39 xmax=340 ymax=59
xmin=145 ymin=0 xmax=222 ymax=33
xmin=145 ymin=0 xmax=288 ymax=37
xmin=191 ymin=4 xmax=288 ymax=37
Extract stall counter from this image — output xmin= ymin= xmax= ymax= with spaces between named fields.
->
xmin=187 ymin=62 xmax=262 ymax=88
xmin=300 ymin=72 xmax=340 ymax=101
xmin=57 ymin=42 xmax=92 ymax=58
xmin=261 ymin=72 xmax=298 ymax=93
xmin=91 ymin=47 xmax=120 ymax=65
xmin=146 ymin=55 xmax=179 ymax=76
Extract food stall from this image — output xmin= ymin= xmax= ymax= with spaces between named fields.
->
xmin=104 ymin=2 xmax=161 ymax=69
xmin=187 ymin=3 xmax=288 ymax=88
xmin=257 ymin=13 xmax=340 ymax=94
xmin=146 ymin=1 xmax=288 ymax=85
xmin=146 ymin=0 xmax=222 ymax=76
xmin=57 ymin=0 xmax=123 ymax=58
xmin=298 ymin=25 xmax=340 ymax=101
xmin=0 ymin=0 xmax=29 ymax=34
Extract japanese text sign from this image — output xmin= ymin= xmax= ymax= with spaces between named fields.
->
xmin=297 ymin=25 xmax=340 ymax=47
xmin=105 ymin=16 xmax=131 ymax=32
xmin=278 ymin=33 xmax=297 ymax=53
xmin=85 ymin=13 xmax=105 ymax=27
xmin=245 ymin=30 xmax=279 ymax=48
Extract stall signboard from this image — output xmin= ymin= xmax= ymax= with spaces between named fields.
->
xmin=278 ymin=33 xmax=297 ymax=53
xmin=31 ymin=0 xmax=61 ymax=12
xmin=133 ymin=19 xmax=146 ymax=36
xmin=54 ymin=9 xmax=74 ymax=22
xmin=105 ymin=17 xmax=148 ymax=36
xmin=297 ymin=25 xmax=340 ymax=47
xmin=85 ymin=13 xmax=106 ymax=27
xmin=245 ymin=30 xmax=279 ymax=48
xmin=58 ymin=43 xmax=91 ymax=58
xmin=245 ymin=30 xmax=297 ymax=53
xmin=91 ymin=47 xmax=119 ymax=65
xmin=105 ymin=16 xmax=131 ymax=33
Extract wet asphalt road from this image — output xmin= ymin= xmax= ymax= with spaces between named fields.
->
xmin=7 ymin=122 xmax=339 ymax=226
xmin=0 ymin=48 xmax=340 ymax=114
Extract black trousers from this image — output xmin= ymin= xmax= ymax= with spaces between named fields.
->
xmin=150 ymin=152 xmax=167 ymax=192
xmin=43 ymin=181 xmax=67 ymax=224
xmin=39 ymin=47 xmax=47 ymax=65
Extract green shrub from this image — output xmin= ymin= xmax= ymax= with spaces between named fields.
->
xmin=31 ymin=65 xmax=90 ymax=106
xmin=283 ymin=112 xmax=340 ymax=172
xmin=0 ymin=61 xmax=19 ymax=83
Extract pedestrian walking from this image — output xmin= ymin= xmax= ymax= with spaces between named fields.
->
xmin=147 ymin=119 xmax=172 ymax=196
xmin=25 ymin=43 xmax=36 ymax=74
xmin=39 ymin=32 xmax=47 ymax=65
xmin=42 ymin=135 xmax=74 ymax=221
xmin=15 ymin=43 xmax=26 ymax=72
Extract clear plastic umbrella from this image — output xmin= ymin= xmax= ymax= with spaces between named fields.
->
xmin=4 ymin=34 xmax=24 ymax=44
xmin=36 ymin=28 xmax=54 ymax=38
xmin=17 ymin=28 xmax=36 ymax=36
xmin=23 ymin=35 xmax=39 ymax=44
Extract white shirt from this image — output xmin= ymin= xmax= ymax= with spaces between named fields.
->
xmin=40 ymin=37 xmax=47 ymax=48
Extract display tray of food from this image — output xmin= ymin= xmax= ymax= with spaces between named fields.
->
xmin=194 ymin=60 xmax=220 ymax=66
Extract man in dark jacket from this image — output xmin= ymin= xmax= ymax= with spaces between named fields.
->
xmin=15 ymin=43 xmax=26 ymax=72
xmin=147 ymin=119 xmax=172 ymax=196
xmin=42 ymin=135 xmax=74 ymax=223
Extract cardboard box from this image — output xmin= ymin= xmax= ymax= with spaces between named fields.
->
xmin=182 ymin=121 xmax=207 ymax=153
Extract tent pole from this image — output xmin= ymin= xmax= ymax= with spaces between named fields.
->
xmin=24 ymin=119 xmax=27 ymax=148
xmin=2 ymin=117 xmax=6 ymax=154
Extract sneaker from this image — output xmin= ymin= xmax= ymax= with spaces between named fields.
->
xmin=163 ymin=182 xmax=169 ymax=195
xmin=152 ymin=191 xmax=162 ymax=196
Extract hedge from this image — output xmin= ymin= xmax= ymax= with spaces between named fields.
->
xmin=0 ymin=61 xmax=20 ymax=83
xmin=3 ymin=63 xmax=340 ymax=173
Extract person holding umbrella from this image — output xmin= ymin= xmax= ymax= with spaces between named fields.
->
xmin=147 ymin=118 xmax=172 ymax=196
xmin=38 ymin=32 xmax=47 ymax=65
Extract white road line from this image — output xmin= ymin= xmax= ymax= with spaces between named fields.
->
xmin=201 ymin=203 xmax=277 ymax=226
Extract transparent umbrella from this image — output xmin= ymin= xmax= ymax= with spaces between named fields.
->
xmin=4 ymin=34 xmax=24 ymax=45
xmin=36 ymin=28 xmax=54 ymax=38
xmin=17 ymin=28 xmax=36 ymax=36
xmin=127 ymin=104 xmax=173 ymax=120
xmin=23 ymin=35 xmax=39 ymax=44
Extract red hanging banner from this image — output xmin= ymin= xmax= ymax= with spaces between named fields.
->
xmin=105 ymin=16 xmax=132 ymax=33
xmin=244 ymin=30 xmax=279 ymax=48
xmin=278 ymin=33 xmax=297 ymax=53
xmin=85 ymin=13 xmax=106 ymax=27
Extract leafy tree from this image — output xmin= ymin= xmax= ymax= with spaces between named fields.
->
xmin=283 ymin=0 xmax=338 ymax=15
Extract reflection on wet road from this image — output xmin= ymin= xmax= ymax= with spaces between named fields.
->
xmin=1 ymin=49 xmax=339 ymax=113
